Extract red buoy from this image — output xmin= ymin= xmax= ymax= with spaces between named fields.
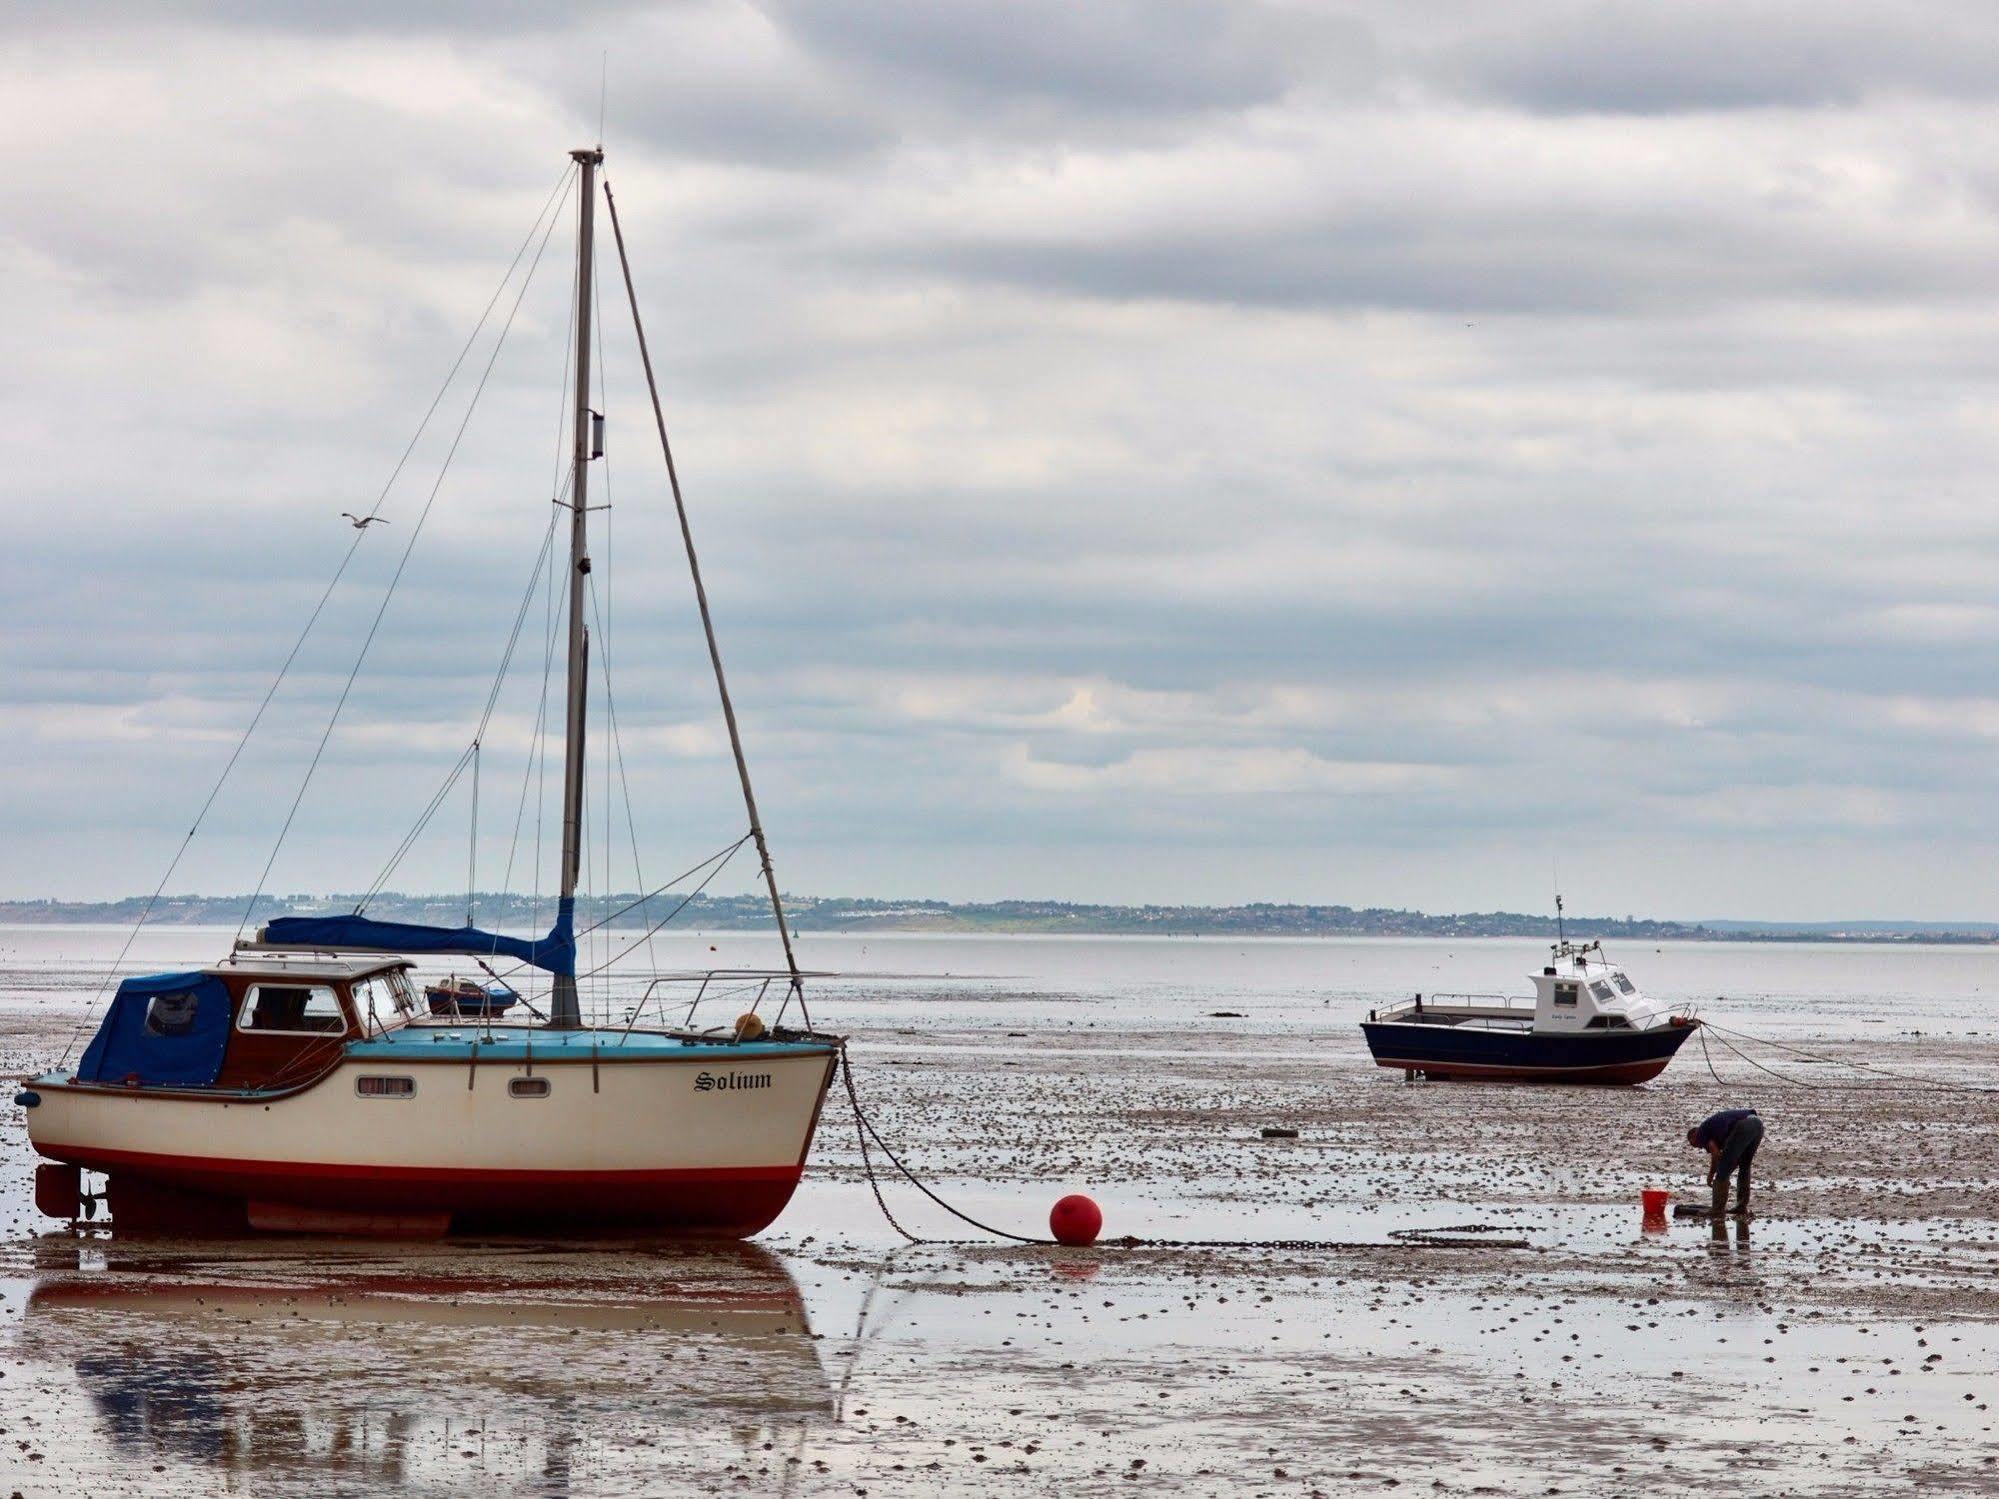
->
xmin=1049 ymin=1193 xmax=1102 ymax=1246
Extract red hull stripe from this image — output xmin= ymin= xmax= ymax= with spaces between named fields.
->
xmin=49 ymin=1143 xmax=810 ymax=1236
xmin=42 ymin=1142 xmax=799 ymax=1188
xmin=1371 ymin=1057 xmax=1670 ymax=1084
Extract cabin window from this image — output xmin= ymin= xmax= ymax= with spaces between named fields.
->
xmin=388 ymin=969 xmax=418 ymax=1013
xmin=1613 ymin=974 xmax=1636 ymax=996
xmin=1589 ymin=981 xmax=1616 ymax=1003
xmin=356 ymin=1075 xmax=415 ymax=1098
xmin=1584 ymin=1015 xmax=1632 ymax=1030
xmin=1553 ymin=982 xmax=1579 ymax=1006
xmin=142 ymin=990 xmax=203 ymax=1037
xmin=351 ymin=971 xmax=418 ymax=1027
xmin=239 ymin=983 xmax=346 ymax=1035
xmin=509 ymin=1077 xmax=551 ymax=1099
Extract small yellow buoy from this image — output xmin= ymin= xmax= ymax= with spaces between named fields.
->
xmin=733 ymin=1011 xmax=766 ymax=1042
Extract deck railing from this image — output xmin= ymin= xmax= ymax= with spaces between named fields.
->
xmin=626 ymin=968 xmax=836 ymax=1039
xmin=1421 ymin=992 xmax=1535 ymax=1011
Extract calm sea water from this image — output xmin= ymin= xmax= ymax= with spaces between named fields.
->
xmin=5 ymin=924 xmax=1996 ymax=1043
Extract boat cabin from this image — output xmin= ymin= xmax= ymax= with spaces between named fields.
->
xmin=1367 ymin=939 xmax=1682 ymax=1036
xmin=74 ymin=955 xmax=420 ymax=1093
xmin=1527 ymin=941 xmax=1675 ymax=1033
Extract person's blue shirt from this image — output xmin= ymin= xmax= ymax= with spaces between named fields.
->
xmin=1692 ymin=1108 xmax=1758 ymax=1149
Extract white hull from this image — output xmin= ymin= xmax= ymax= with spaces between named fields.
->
xmin=28 ymin=1043 xmax=839 ymax=1235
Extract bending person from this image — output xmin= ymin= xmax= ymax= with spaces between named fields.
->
xmin=1686 ymin=1107 xmax=1763 ymax=1217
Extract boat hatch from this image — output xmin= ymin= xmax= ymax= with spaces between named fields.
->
xmin=75 ymin=972 xmax=233 ymax=1088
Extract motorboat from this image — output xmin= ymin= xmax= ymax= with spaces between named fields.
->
xmin=1359 ymin=938 xmax=1699 ymax=1084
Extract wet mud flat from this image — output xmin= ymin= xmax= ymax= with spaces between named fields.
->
xmin=4 ymin=946 xmax=1999 ymax=1495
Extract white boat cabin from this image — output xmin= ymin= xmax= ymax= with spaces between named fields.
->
xmin=1527 ymin=942 xmax=1677 ymax=1033
xmin=1371 ymin=940 xmax=1682 ymax=1034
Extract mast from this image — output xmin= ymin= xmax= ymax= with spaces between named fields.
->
xmin=550 ymin=145 xmax=602 ymax=1029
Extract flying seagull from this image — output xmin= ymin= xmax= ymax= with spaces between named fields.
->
xmin=341 ymin=512 xmax=390 ymax=529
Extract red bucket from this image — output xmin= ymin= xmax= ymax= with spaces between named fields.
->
xmin=1641 ymin=1188 xmax=1670 ymax=1216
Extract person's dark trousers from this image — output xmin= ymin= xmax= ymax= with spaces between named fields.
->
xmin=1710 ymin=1114 xmax=1764 ymax=1214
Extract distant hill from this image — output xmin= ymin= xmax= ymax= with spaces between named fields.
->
xmin=1701 ymin=918 xmax=1999 ymax=938
xmin=2 ymin=893 xmax=1994 ymax=942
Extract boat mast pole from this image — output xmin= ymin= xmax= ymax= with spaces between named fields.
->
xmin=551 ymin=146 xmax=602 ymax=1030
xmin=600 ymin=179 xmax=805 ymax=1003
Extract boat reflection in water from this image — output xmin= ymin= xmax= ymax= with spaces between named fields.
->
xmin=20 ymin=1236 xmax=834 ymax=1493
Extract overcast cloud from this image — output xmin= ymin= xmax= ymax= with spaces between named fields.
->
xmin=6 ymin=1 xmax=1999 ymax=920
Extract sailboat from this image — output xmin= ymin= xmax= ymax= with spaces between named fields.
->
xmin=17 ymin=148 xmax=842 ymax=1237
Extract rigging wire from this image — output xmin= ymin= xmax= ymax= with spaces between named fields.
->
xmin=479 ymin=831 xmax=750 ymax=989
xmin=354 ymin=741 xmax=480 ymax=914
xmin=510 ymin=221 xmax=583 ymax=939
xmin=594 ymin=240 xmax=618 ymax=1012
xmin=59 ymin=529 xmax=371 ymax=1063
xmin=466 ymin=738 xmax=479 ymax=928
xmin=601 ymin=176 xmax=805 ymax=993
xmin=587 ymin=574 xmax=662 ymax=982
xmin=236 ymin=169 xmax=573 ymax=941
xmin=352 ymin=507 xmax=561 ymax=913
xmin=578 ymin=831 xmax=750 ymax=939
xmin=572 ymin=833 xmax=752 ymax=982
xmin=59 ymin=162 xmax=580 ymax=1064
xmin=577 ymin=741 xmax=596 ymax=1016
xmin=498 ymin=482 xmax=567 ymax=907
xmin=530 ymin=488 xmax=561 ymax=939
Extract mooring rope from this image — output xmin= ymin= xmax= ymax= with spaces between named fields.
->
xmin=1697 ymin=1020 xmax=1728 ymax=1085
xmin=838 ymin=1049 xmax=1530 ymax=1251
xmin=840 ymin=1049 xmax=1051 ymax=1244
xmin=1700 ymin=1018 xmax=1999 ymax=1097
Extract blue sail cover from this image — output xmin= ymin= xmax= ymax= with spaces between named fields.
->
xmin=260 ymin=897 xmax=576 ymax=978
xmin=76 ymin=971 xmax=233 ymax=1087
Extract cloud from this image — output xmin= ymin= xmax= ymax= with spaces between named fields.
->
xmin=766 ymin=0 xmax=1348 ymax=116
xmin=9 ymin=4 xmax=1999 ymax=920
xmin=1002 ymin=743 xmax=1450 ymax=796
xmin=1440 ymin=1 xmax=1999 ymax=115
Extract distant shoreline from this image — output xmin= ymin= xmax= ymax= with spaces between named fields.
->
xmin=3 ymin=894 xmax=1996 ymax=944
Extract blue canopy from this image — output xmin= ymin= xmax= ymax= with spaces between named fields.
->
xmin=259 ymin=897 xmax=575 ymax=978
xmin=76 ymin=971 xmax=233 ymax=1088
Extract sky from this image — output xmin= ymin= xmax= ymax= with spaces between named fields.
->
xmin=7 ymin=2 xmax=1999 ymax=920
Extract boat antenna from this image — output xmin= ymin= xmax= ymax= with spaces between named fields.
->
xmin=600 ymin=175 xmax=806 ymax=1004
xmin=1555 ymin=890 xmax=1566 ymax=948
xmin=549 ymin=145 xmax=603 ymax=1030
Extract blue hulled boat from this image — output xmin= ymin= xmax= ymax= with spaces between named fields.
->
xmin=1360 ymin=939 xmax=1700 ymax=1085
xmin=424 ymin=976 xmax=522 ymax=1017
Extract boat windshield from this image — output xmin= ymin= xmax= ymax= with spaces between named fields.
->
xmin=351 ymin=969 xmax=418 ymax=1032
xmin=1612 ymin=973 xmax=1637 ymax=995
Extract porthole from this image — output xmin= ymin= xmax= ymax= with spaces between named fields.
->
xmin=509 ymin=1077 xmax=551 ymax=1099
xmin=356 ymin=1075 xmax=416 ymax=1099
